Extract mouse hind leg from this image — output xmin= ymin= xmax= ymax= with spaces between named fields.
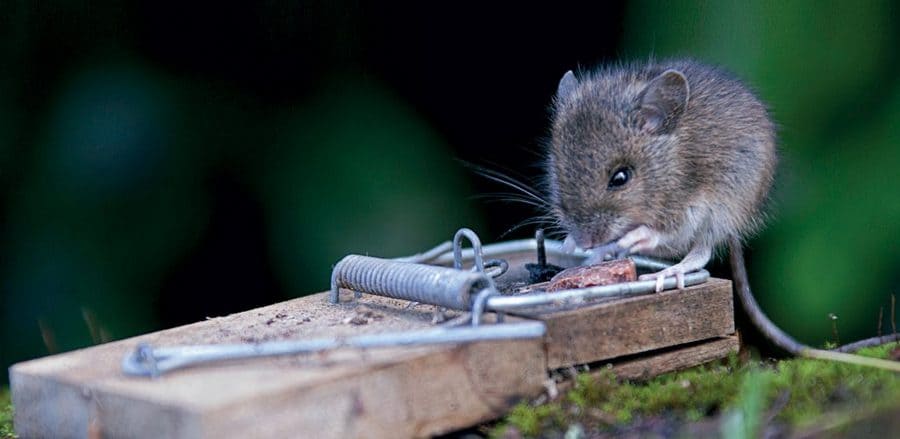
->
xmin=639 ymin=244 xmax=712 ymax=292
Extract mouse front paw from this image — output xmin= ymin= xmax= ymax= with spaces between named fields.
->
xmin=584 ymin=241 xmax=627 ymax=264
xmin=640 ymin=266 xmax=687 ymax=293
xmin=616 ymin=225 xmax=661 ymax=255
xmin=638 ymin=244 xmax=713 ymax=292
xmin=582 ymin=226 xmax=661 ymax=265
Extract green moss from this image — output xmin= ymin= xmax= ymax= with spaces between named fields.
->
xmin=495 ymin=402 xmax=566 ymax=437
xmin=0 ymin=388 xmax=15 ymax=439
xmin=856 ymin=341 xmax=900 ymax=359
xmin=492 ymin=344 xmax=900 ymax=437
xmin=769 ymin=345 xmax=900 ymax=426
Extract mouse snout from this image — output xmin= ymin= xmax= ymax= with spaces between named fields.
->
xmin=565 ymin=214 xmax=636 ymax=251
xmin=566 ymin=226 xmax=612 ymax=250
xmin=559 ymin=207 xmax=630 ymax=250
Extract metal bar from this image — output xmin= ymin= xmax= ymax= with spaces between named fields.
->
xmin=122 ymin=321 xmax=547 ymax=377
xmin=399 ymin=237 xmax=674 ymax=272
xmin=393 ymin=241 xmax=454 ymax=264
xmin=433 ymin=238 xmax=591 ymax=266
xmin=535 ymin=229 xmax=547 ymax=266
xmin=481 ymin=259 xmax=509 ymax=278
xmin=471 ymin=288 xmax=497 ymax=326
xmin=486 ymin=269 xmax=710 ymax=311
xmin=629 ymin=255 xmax=674 ymax=271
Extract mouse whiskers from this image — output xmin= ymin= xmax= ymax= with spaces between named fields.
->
xmin=499 ymin=214 xmax=562 ymax=239
xmin=463 ymin=162 xmax=563 ymax=239
xmin=466 ymin=164 xmax=552 ymax=211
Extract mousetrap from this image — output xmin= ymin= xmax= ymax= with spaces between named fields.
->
xmin=10 ymin=228 xmax=737 ymax=438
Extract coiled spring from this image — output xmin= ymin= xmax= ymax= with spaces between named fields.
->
xmin=330 ymin=255 xmax=492 ymax=310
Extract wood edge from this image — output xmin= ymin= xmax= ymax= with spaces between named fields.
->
xmin=556 ymin=335 xmax=739 ymax=395
xmin=509 ymin=277 xmax=733 ymax=319
xmin=541 ymin=279 xmax=735 ymax=369
xmin=609 ymin=335 xmax=739 ymax=381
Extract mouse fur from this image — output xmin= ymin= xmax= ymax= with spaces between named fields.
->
xmin=546 ymin=59 xmax=777 ymax=289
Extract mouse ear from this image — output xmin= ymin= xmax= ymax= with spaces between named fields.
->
xmin=636 ymin=69 xmax=690 ymax=134
xmin=557 ymin=70 xmax=578 ymax=98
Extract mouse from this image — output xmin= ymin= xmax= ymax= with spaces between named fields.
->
xmin=547 ymin=59 xmax=776 ymax=293
xmin=542 ymin=59 xmax=900 ymax=366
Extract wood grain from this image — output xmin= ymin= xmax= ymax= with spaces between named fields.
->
xmin=610 ymin=335 xmax=739 ymax=381
xmin=512 ymin=278 xmax=734 ymax=369
xmin=555 ymin=335 xmax=740 ymax=397
xmin=10 ymin=291 xmax=546 ymax=439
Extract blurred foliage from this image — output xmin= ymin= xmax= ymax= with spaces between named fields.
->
xmin=3 ymin=63 xmax=207 ymax=357
xmin=0 ymin=388 xmax=12 ymax=439
xmin=624 ymin=0 xmax=900 ymax=343
xmin=258 ymin=79 xmax=481 ymax=294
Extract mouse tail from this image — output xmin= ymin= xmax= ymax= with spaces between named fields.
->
xmin=728 ymin=236 xmax=900 ymax=371
xmin=727 ymin=236 xmax=803 ymax=354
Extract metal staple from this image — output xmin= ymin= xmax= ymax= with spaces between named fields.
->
xmin=453 ymin=228 xmax=485 ymax=272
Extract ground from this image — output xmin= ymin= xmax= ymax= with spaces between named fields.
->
xmin=488 ymin=342 xmax=900 ymax=438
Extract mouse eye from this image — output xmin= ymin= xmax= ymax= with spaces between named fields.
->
xmin=608 ymin=167 xmax=631 ymax=188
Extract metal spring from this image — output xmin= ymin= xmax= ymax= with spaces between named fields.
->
xmin=330 ymin=254 xmax=493 ymax=310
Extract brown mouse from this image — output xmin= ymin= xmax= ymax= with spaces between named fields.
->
xmin=547 ymin=59 xmax=777 ymax=292
xmin=542 ymin=60 xmax=900 ymax=365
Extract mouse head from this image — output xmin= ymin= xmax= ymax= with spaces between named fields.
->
xmin=547 ymin=68 xmax=691 ymax=249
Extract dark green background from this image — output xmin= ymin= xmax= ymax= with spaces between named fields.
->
xmin=2 ymin=1 xmax=898 ymax=381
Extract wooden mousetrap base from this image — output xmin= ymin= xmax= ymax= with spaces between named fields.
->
xmin=10 ymin=280 xmax=737 ymax=438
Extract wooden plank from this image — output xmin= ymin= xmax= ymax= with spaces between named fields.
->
xmin=10 ymin=290 xmax=547 ymax=439
xmin=555 ymin=335 xmax=740 ymax=397
xmin=10 ymin=277 xmax=738 ymax=438
xmin=609 ymin=335 xmax=739 ymax=381
xmin=510 ymin=278 xmax=734 ymax=369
